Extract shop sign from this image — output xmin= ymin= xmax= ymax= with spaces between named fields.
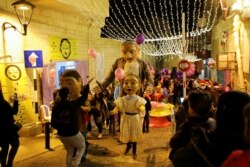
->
xmin=178 ymin=59 xmax=190 ymax=72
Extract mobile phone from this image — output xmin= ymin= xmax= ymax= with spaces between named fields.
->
xmin=180 ymin=97 xmax=184 ymax=103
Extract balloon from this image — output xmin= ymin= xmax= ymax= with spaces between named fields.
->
xmin=177 ymin=70 xmax=183 ymax=79
xmin=150 ymin=101 xmax=158 ymax=108
xmin=136 ymin=33 xmax=145 ymax=44
xmin=88 ymin=48 xmax=97 ymax=58
xmin=49 ymin=69 xmax=56 ymax=78
xmin=115 ymin=68 xmax=124 ymax=80
xmin=186 ymin=64 xmax=195 ymax=77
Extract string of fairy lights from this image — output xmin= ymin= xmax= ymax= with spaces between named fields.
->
xmin=72 ymin=0 xmax=221 ymax=60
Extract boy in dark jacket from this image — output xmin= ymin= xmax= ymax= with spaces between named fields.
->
xmin=169 ymin=90 xmax=216 ymax=167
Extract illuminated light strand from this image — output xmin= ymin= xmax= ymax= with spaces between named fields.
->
xmin=126 ymin=0 xmax=144 ymax=35
xmin=147 ymin=1 xmax=159 ymax=37
xmin=206 ymin=0 xmax=214 ymax=29
xmin=200 ymin=0 xmax=208 ymax=33
xmin=106 ymin=12 xmax=133 ymax=40
xmin=150 ymin=0 xmax=165 ymax=38
xmin=100 ymin=0 xmax=220 ymax=56
xmin=191 ymin=0 xmax=198 ymax=33
xmin=141 ymin=0 xmax=158 ymax=39
xmin=133 ymin=0 xmax=154 ymax=39
xmin=101 ymin=24 xmax=127 ymax=40
xmin=120 ymin=0 xmax=140 ymax=37
xmin=189 ymin=0 xmax=219 ymax=36
xmin=109 ymin=1 xmax=134 ymax=39
xmin=190 ymin=0 xmax=200 ymax=54
xmin=159 ymin=0 xmax=169 ymax=37
xmin=168 ymin=0 xmax=177 ymax=36
xmin=101 ymin=3 xmax=135 ymax=41
xmin=113 ymin=1 xmax=135 ymax=39
xmin=93 ymin=7 xmax=129 ymax=40
xmin=162 ymin=0 xmax=174 ymax=37
xmin=186 ymin=0 xmax=191 ymax=36
xmin=196 ymin=0 xmax=207 ymax=51
xmin=206 ymin=1 xmax=220 ymax=31
xmin=141 ymin=39 xmax=183 ymax=56
xmin=175 ymin=0 xmax=181 ymax=35
xmin=110 ymin=0 xmax=134 ymax=39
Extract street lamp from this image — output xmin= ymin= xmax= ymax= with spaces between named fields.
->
xmin=2 ymin=0 xmax=35 ymax=35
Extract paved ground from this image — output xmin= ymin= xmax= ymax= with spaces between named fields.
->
xmin=13 ymin=124 xmax=174 ymax=167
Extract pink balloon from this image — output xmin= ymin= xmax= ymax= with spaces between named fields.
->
xmin=88 ymin=48 xmax=97 ymax=58
xmin=115 ymin=68 xmax=124 ymax=80
xmin=150 ymin=101 xmax=158 ymax=108
xmin=49 ymin=69 xmax=56 ymax=78
xmin=186 ymin=64 xmax=195 ymax=77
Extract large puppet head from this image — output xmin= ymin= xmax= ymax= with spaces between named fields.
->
xmin=121 ymin=40 xmax=141 ymax=63
xmin=59 ymin=69 xmax=82 ymax=101
xmin=122 ymin=73 xmax=141 ymax=95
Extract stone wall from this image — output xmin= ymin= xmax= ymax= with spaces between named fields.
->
xmin=0 ymin=0 xmax=121 ymax=123
xmin=212 ymin=14 xmax=250 ymax=93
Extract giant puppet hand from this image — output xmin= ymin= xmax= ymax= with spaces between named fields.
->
xmin=93 ymin=85 xmax=102 ymax=94
xmin=93 ymin=80 xmax=110 ymax=97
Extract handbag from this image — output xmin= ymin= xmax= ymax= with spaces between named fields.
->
xmin=14 ymin=121 xmax=23 ymax=131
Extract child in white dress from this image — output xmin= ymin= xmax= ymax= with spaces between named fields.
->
xmin=111 ymin=73 xmax=146 ymax=159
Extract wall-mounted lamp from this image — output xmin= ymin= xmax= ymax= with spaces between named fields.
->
xmin=2 ymin=0 xmax=35 ymax=35
xmin=231 ymin=2 xmax=243 ymax=13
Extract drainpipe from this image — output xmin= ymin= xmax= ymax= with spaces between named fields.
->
xmin=233 ymin=14 xmax=245 ymax=91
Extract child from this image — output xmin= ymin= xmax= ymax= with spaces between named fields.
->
xmin=110 ymin=73 xmax=146 ymax=159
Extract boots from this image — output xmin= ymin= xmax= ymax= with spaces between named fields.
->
xmin=124 ymin=142 xmax=132 ymax=154
xmin=132 ymin=142 xmax=137 ymax=159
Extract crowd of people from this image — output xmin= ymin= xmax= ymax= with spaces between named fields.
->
xmin=1 ymin=38 xmax=250 ymax=167
xmin=49 ymin=39 xmax=250 ymax=167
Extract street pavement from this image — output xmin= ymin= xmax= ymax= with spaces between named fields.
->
xmin=14 ymin=125 xmax=174 ymax=167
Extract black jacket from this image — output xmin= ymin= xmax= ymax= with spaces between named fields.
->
xmin=169 ymin=116 xmax=216 ymax=167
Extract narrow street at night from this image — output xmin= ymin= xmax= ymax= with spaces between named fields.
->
xmin=14 ymin=125 xmax=174 ymax=167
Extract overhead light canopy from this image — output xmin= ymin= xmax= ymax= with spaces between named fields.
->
xmin=2 ymin=0 xmax=35 ymax=35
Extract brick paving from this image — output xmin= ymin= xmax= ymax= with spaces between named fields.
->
xmin=14 ymin=125 xmax=174 ymax=167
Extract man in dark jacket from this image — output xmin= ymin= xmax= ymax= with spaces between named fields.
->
xmin=0 ymin=85 xmax=19 ymax=167
xmin=169 ymin=90 xmax=216 ymax=167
